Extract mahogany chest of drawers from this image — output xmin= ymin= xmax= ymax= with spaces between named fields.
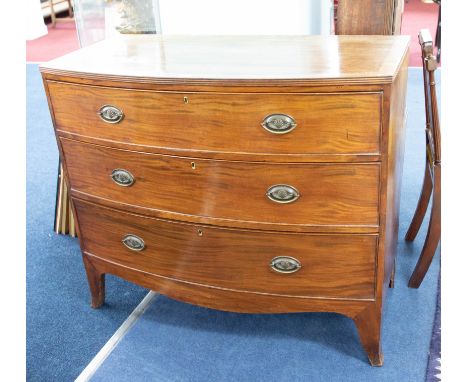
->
xmin=40 ymin=35 xmax=409 ymax=366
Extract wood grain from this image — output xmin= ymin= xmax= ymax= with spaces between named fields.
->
xmin=40 ymin=35 xmax=410 ymax=87
xmin=61 ymin=138 xmax=381 ymax=230
xmin=40 ymin=35 xmax=410 ymax=366
xmin=336 ymin=0 xmax=404 ymax=36
xmin=48 ymin=81 xmax=382 ymax=159
xmin=408 ymin=165 xmax=440 ymax=288
xmin=382 ymin=49 xmax=409 ymax=293
xmin=84 ymin=251 xmax=377 ymax=315
xmin=407 ymin=29 xmax=441 ymax=288
xmin=74 ymin=198 xmax=377 ymax=300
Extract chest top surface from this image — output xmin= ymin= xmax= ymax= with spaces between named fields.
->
xmin=40 ymin=35 xmax=410 ymax=86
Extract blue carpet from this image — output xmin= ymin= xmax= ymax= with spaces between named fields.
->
xmin=26 ymin=64 xmax=148 ymax=382
xmin=426 ymin=275 xmax=441 ymax=382
xmin=27 ymin=64 xmax=440 ymax=381
xmin=88 ymin=68 xmax=441 ymax=382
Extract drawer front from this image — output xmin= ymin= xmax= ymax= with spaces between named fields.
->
xmin=62 ymin=138 xmax=380 ymax=228
xmin=74 ymin=199 xmax=377 ymax=300
xmin=48 ymin=81 xmax=382 ymax=157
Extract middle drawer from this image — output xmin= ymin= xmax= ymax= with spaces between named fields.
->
xmin=61 ymin=138 xmax=380 ymax=230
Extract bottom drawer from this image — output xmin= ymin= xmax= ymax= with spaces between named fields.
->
xmin=74 ymin=199 xmax=377 ymax=300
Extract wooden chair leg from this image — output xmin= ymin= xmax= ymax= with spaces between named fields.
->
xmin=82 ymin=254 xmax=105 ymax=308
xmin=353 ymin=305 xmax=383 ymax=366
xmin=408 ymin=165 xmax=441 ymax=288
xmin=405 ymin=161 xmax=433 ymax=241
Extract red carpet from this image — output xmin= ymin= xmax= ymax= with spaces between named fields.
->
xmin=26 ymin=21 xmax=79 ymax=63
xmin=401 ymin=0 xmax=440 ymax=66
xmin=27 ymin=1 xmax=439 ymax=66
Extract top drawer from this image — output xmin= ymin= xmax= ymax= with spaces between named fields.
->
xmin=46 ymin=81 xmax=382 ymax=160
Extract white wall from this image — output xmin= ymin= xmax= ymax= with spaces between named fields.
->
xmin=159 ymin=0 xmax=332 ymax=35
xmin=26 ymin=0 xmax=48 ymax=40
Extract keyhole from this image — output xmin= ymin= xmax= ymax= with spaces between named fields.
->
xmin=184 ymin=96 xmax=189 ymax=104
xmin=191 ymin=162 xmax=196 ymax=170
xmin=197 ymin=229 xmax=203 ymax=237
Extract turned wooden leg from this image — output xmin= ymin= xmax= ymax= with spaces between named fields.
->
xmin=405 ymin=162 xmax=433 ymax=241
xmin=389 ymin=258 xmax=396 ymax=288
xmin=82 ymin=254 xmax=105 ymax=308
xmin=353 ymin=305 xmax=383 ymax=366
xmin=408 ymin=165 xmax=441 ymax=288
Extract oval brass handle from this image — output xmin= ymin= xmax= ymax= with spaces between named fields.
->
xmin=270 ymin=256 xmax=302 ymax=274
xmin=261 ymin=114 xmax=297 ymax=134
xmin=266 ymin=184 xmax=300 ymax=204
xmin=122 ymin=234 xmax=145 ymax=252
xmin=98 ymin=105 xmax=124 ymax=124
xmin=111 ymin=169 xmax=135 ymax=187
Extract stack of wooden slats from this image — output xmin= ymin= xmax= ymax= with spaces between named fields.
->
xmin=54 ymin=163 xmax=76 ymax=237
